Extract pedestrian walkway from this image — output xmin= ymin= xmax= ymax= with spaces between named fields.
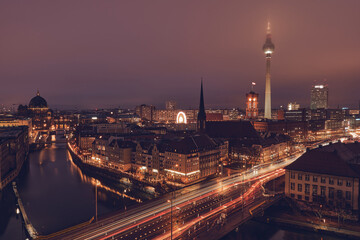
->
xmin=12 ymin=182 xmax=38 ymax=239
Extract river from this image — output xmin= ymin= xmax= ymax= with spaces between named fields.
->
xmin=0 ymin=141 xmax=138 ymax=239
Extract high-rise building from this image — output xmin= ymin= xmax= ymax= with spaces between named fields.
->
xmin=197 ymin=80 xmax=206 ymax=132
xmin=288 ymin=102 xmax=300 ymax=111
xmin=245 ymin=83 xmax=259 ymax=119
xmin=310 ymin=84 xmax=328 ymax=109
xmin=263 ymin=22 xmax=275 ymax=120
xmin=135 ymin=104 xmax=155 ymax=121
xmin=165 ymin=100 xmax=177 ymax=110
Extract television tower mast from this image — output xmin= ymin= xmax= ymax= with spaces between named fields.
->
xmin=263 ymin=21 xmax=275 ymax=119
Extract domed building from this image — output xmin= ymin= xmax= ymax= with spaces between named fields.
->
xmin=27 ymin=90 xmax=53 ymax=130
xmin=29 ymin=91 xmax=48 ymax=109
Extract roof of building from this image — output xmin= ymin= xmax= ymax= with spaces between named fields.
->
xmin=109 ymin=139 xmax=136 ymax=149
xmin=167 ymin=133 xmax=217 ymax=154
xmin=206 ymin=121 xmax=260 ymax=139
xmin=0 ymin=126 xmax=27 ymax=139
xmin=285 ymin=143 xmax=360 ymax=178
xmin=29 ymin=90 xmax=47 ymax=108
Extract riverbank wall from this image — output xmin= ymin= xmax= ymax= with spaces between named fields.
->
xmin=255 ymin=215 xmax=360 ymax=239
xmin=66 ymin=143 xmax=162 ymax=200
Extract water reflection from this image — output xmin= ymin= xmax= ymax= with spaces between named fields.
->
xmin=66 ymin=150 xmax=142 ymax=203
xmin=1 ymin=140 xmax=140 ymax=238
xmin=222 ymin=220 xmax=344 ymax=240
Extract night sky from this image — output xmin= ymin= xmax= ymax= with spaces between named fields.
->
xmin=0 ymin=1 xmax=359 ymax=110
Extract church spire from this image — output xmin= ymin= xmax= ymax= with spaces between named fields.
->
xmin=36 ymin=89 xmax=40 ymax=96
xmin=197 ymin=78 xmax=206 ymax=132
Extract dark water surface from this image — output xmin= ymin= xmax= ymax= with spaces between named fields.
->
xmin=0 ymin=141 xmax=137 ymax=239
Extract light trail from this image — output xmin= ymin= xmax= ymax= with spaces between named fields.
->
xmin=58 ymin=152 xmax=303 ymax=240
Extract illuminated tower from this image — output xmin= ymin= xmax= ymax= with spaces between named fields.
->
xmin=197 ymin=80 xmax=206 ymax=132
xmin=263 ymin=22 xmax=275 ymax=119
xmin=246 ymin=82 xmax=259 ymax=119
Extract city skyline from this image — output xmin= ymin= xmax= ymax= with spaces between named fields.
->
xmin=0 ymin=1 xmax=359 ymax=109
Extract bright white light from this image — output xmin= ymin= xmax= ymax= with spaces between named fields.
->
xmin=176 ymin=111 xmax=187 ymax=124
xmin=265 ymin=50 xmax=272 ymax=54
xmin=165 ymin=169 xmax=200 ymax=176
xmin=91 ymin=117 xmax=98 ymax=120
xmin=314 ymin=85 xmax=324 ymax=89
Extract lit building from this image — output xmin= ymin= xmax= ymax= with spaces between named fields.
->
xmin=310 ymin=84 xmax=329 ymax=109
xmin=164 ymin=134 xmax=220 ymax=183
xmin=263 ymin=22 xmax=275 ymax=119
xmin=135 ymin=104 xmax=155 ymax=121
xmin=0 ymin=116 xmax=32 ymax=138
xmin=165 ymin=100 xmax=177 ymax=110
xmin=285 ymin=142 xmax=360 ymax=212
xmin=206 ymin=121 xmax=292 ymax=167
xmin=17 ymin=90 xmax=53 ymax=130
xmin=52 ymin=111 xmax=78 ymax=130
xmin=288 ymin=102 xmax=300 ymax=111
xmin=0 ymin=127 xmax=29 ymax=190
xmin=28 ymin=90 xmax=53 ymax=130
xmin=133 ymin=134 xmax=221 ymax=183
xmin=252 ymin=120 xmax=308 ymax=140
xmin=285 ymin=108 xmax=309 ymax=122
xmin=92 ymin=136 xmax=135 ymax=172
xmin=155 ymin=109 xmax=177 ymax=123
xmin=246 ymin=89 xmax=259 ymax=119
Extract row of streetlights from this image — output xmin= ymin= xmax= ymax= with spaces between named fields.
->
xmin=15 ymin=204 xmax=29 ymax=240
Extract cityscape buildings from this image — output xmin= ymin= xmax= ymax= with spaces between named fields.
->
xmin=0 ymin=2 xmax=360 ymax=239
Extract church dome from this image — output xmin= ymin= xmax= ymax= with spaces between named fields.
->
xmin=29 ymin=90 xmax=48 ymax=108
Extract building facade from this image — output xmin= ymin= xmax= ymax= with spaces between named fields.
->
xmin=0 ymin=127 xmax=29 ymax=190
xmin=285 ymin=142 xmax=360 ymax=211
xmin=310 ymin=84 xmax=329 ymax=110
xmin=246 ymin=91 xmax=259 ymax=119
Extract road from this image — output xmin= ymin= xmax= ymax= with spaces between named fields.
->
xmin=48 ymin=152 xmax=303 ymax=240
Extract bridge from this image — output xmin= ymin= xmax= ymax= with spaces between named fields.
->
xmin=35 ymin=152 xmax=302 ymax=240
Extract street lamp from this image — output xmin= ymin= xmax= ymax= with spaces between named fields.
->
xmin=95 ymin=180 xmax=100 ymax=222
xmin=16 ymin=205 xmax=23 ymax=239
xmin=167 ymin=198 xmax=173 ymax=240
xmin=123 ymin=189 xmax=127 ymax=211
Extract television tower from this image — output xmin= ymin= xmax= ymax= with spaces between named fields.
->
xmin=263 ymin=22 xmax=275 ymax=119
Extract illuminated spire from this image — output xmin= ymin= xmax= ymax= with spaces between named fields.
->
xmin=267 ymin=21 xmax=271 ymax=34
xmin=36 ymin=89 xmax=40 ymax=96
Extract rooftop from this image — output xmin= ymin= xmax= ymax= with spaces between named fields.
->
xmin=285 ymin=142 xmax=360 ymax=178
